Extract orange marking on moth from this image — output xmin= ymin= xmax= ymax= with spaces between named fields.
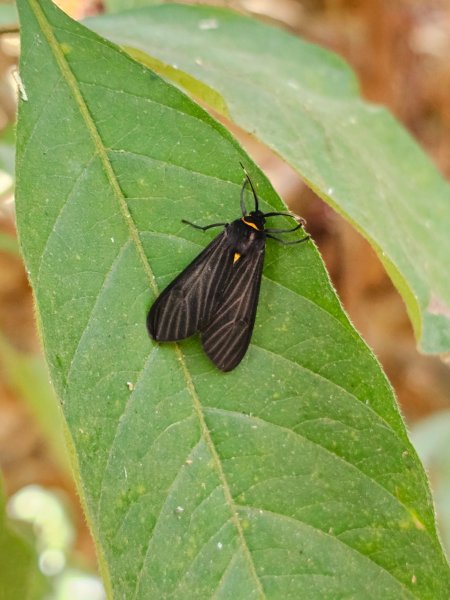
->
xmin=242 ymin=218 xmax=260 ymax=231
xmin=233 ymin=252 xmax=241 ymax=264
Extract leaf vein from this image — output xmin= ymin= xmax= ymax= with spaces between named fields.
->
xmin=96 ymin=345 xmax=158 ymax=519
xmin=237 ymin=505 xmax=416 ymax=598
xmin=34 ymin=155 xmax=97 ymax=292
xmin=64 ymin=239 xmax=132 ymax=387
xmin=206 ymin=406 xmax=427 ymax=535
xmin=171 ymin=517 xmax=233 ymax=597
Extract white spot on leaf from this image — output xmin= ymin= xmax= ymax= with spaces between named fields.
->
xmin=198 ymin=18 xmax=219 ymax=30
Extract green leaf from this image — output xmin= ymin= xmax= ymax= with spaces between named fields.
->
xmin=0 ymin=124 xmax=15 ymax=199
xmin=0 ymin=3 xmax=18 ymax=29
xmin=0 ymin=232 xmax=19 ymax=256
xmin=0 ymin=333 xmax=69 ymax=471
xmin=86 ymin=4 xmax=450 ymax=355
xmin=0 ymin=479 xmax=42 ymax=600
xmin=16 ymin=0 xmax=450 ymax=598
xmin=411 ymin=411 xmax=450 ymax=555
xmin=0 ymin=130 xmax=15 ymax=175
xmin=104 ymin=0 xmax=165 ymax=15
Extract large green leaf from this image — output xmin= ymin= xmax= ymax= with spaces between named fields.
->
xmin=16 ymin=0 xmax=450 ymax=598
xmin=86 ymin=4 xmax=450 ymax=355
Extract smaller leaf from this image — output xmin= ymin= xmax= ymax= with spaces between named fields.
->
xmin=0 ymin=333 xmax=69 ymax=471
xmin=87 ymin=4 xmax=450 ymax=355
xmin=0 ymin=232 xmax=19 ymax=256
xmin=0 ymin=479 xmax=44 ymax=600
xmin=0 ymin=3 xmax=18 ymax=29
xmin=104 ymin=0 xmax=165 ymax=15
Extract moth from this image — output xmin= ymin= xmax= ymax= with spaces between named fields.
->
xmin=147 ymin=165 xmax=309 ymax=371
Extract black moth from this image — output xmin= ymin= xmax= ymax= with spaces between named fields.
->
xmin=147 ymin=165 xmax=310 ymax=371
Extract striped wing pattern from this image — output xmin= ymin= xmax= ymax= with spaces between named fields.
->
xmin=147 ymin=232 xmax=234 ymax=341
xmin=200 ymin=240 xmax=265 ymax=371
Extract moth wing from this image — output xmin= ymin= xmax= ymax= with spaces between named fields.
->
xmin=200 ymin=239 xmax=265 ymax=371
xmin=147 ymin=232 xmax=234 ymax=341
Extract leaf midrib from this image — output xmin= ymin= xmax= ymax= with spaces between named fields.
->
xmin=29 ymin=1 xmax=265 ymax=597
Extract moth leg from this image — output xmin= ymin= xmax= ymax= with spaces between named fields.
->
xmin=265 ymin=223 xmax=303 ymax=234
xmin=266 ymin=233 xmax=310 ymax=245
xmin=182 ymin=219 xmax=227 ymax=231
xmin=264 ymin=212 xmax=307 ymax=227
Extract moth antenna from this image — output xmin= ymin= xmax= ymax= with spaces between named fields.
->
xmin=240 ymin=178 xmax=248 ymax=216
xmin=239 ymin=161 xmax=259 ymax=212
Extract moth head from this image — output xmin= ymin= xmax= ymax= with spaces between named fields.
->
xmin=243 ymin=211 xmax=266 ymax=231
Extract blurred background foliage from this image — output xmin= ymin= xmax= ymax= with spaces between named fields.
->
xmin=0 ymin=0 xmax=449 ymax=597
